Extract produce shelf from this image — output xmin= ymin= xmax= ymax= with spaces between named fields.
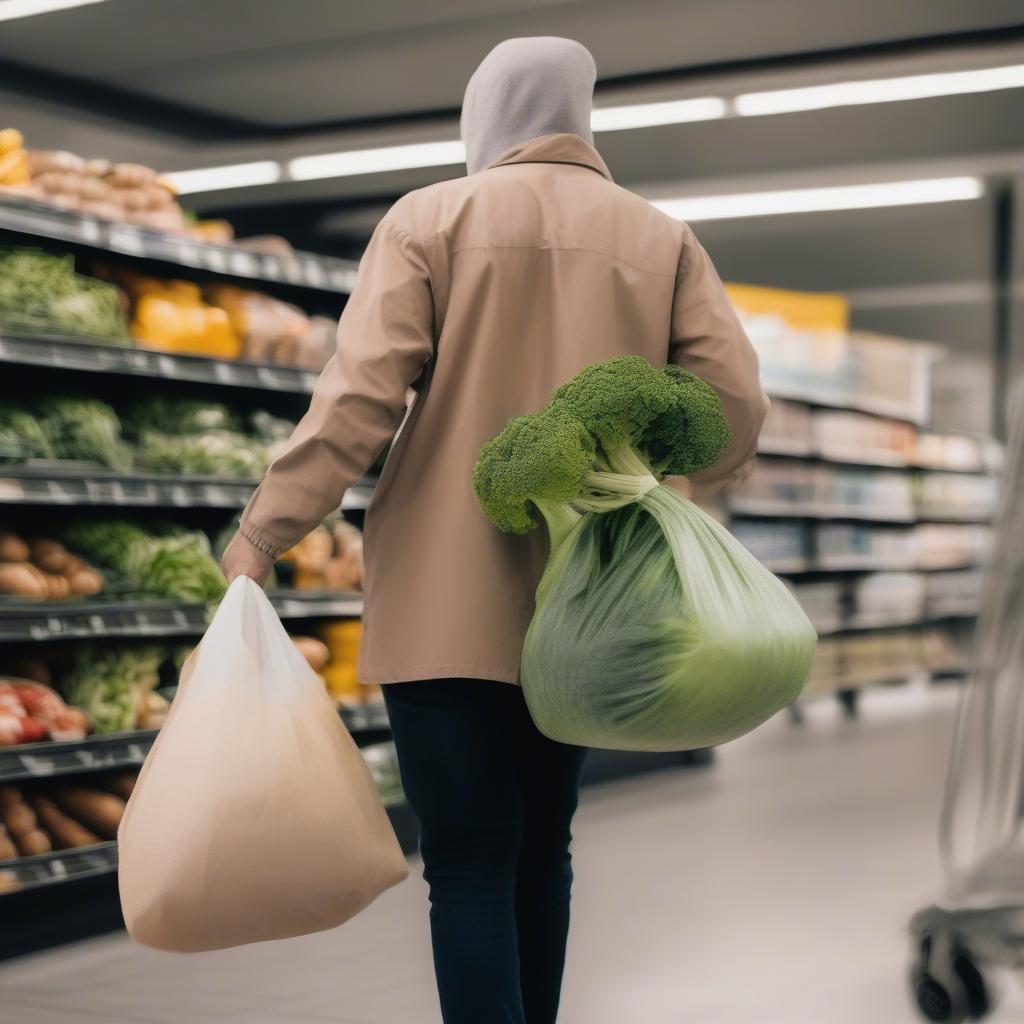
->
xmin=0 ymin=465 xmax=376 ymax=512
xmin=269 ymin=589 xmax=363 ymax=619
xmin=0 ymin=598 xmax=208 ymax=642
xmin=0 ymin=730 xmax=158 ymax=782
xmin=764 ymin=384 xmax=926 ymax=426
xmin=0 ymin=197 xmax=359 ymax=294
xmin=0 ymin=841 xmax=117 ymax=895
xmin=0 ymin=705 xmax=390 ymax=783
xmin=0 ymin=329 xmax=318 ymax=395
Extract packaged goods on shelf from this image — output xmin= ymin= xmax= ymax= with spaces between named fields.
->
xmin=838 ymin=629 xmax=923 ymax=686
xmin=925 ymin=570 xmax=985 ymax=619
xmin=821 ymin=466 xmax=915 ymax=520
xmin=916 ymin=431 xmax=984 ymax=473
xmin=914 ymin=523 xmax=992 ymax=569
xmin=318 ymin=619 xmax=380 ymax=706
xmin=732 ymin=459 xmax=816 ymax=511
xmin=731 ymin=519 xmax=809 ymax=570
xmin=732 ymin=461 xmax=915 ymax=519
xmin=848 ymin=572 xmax=926 ymax=628
xmin=0 ymin=129 xmax=29 ymax=188
xmin=811 ymin=410 xmax=917 ymax=466
xmin=0 ymin=530 xmax=102 ymax=600
xmin=815 ymin=523 xmax=917 ymax=570
xmin=758 ymin=399 xmax=813 ymax=455
xmin=916 ymin=472 xmax=998 ymax=521
xmin=789 ymin=581 xmax=843 ymax=634
xmin=0 ymin=247 xmax=129 ymax=342
xmin=805 ymin=637 xmax=843 ymax=694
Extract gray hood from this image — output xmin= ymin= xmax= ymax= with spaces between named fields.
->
xmin=460 ymin=37 xmax=596 ymax=175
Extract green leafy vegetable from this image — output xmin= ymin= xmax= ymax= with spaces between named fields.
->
xmin=0 ymin=403 xmax=55 ymax=459
xmin=61 ymin=520 xmax=227 ymax=606
xmin=473 ymin=355 xmax=815 ymax=752
xmin=121 ymin=397 xmax=239 ymax=439
xmin=35 ymin=396 xmax=132 ymax=471
xmin=0 ymin=247 xmax=129 ymax=342
xmin=135 ymin=430 xmax=268 ymax=477
xmin=60 ymin=645 xmax=163 ymax=734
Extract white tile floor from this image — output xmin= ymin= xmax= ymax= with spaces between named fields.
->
xmin=4 ymin=683 xmax=1024 ymax=1024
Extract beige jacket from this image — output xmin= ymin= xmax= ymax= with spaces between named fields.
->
xmin=240 ymin=133 xmax=769 ymax=685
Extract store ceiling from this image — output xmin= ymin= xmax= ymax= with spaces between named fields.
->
xmin=0 ymin=0 xmax=1023 ymax=429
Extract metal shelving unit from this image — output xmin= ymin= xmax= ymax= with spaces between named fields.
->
xmin=0 ymin=329 xmax=318 ymax=395
xmin=0 ymin=464 xmax=375 ymax=511
xmin=0 ymin=197 xmax=358 ymax=294
xmin=0 ymin=598 xmax=207 ymax=642
xmin=0 ymin=842 xmax=118 ymax=895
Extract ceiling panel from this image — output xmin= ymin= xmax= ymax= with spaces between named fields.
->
xmin=0 ymin=0 xmax=1019 ymax=127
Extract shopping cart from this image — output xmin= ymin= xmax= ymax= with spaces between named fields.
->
xmin=910 ymin=380 xmax=1024 ymax=1023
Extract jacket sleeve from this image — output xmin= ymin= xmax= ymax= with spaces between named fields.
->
xmin=669 ymin=224 xmax=769 ymax=491
xmin=239 ymin=217 xmax=434 ymax=557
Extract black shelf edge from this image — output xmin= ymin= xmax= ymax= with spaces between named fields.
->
xmin=0 ymin=329 xmax=318 ymax=395
xmin=269 ymin=590 xmax=363 ymax=620
xmin=0 ymin=466 xmax=376 ymax=511
xmin=0 ymin=841 xmax=118 ymax=895
xmin=0 ymin=704 xmax=390 ymax=783
xmin=0 ymin=197 xmax=358 ymax=294
xmin=0 ymin=598 xmax=208 ymax=642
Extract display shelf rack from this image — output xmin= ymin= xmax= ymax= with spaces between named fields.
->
xmin=0 ymin=465 xmax=375 ymax=511
xmin=0 ymin=197 xmax=359 ymax=294
xmin=269 ymin=589 xmax=363 ymax=620
xmin=0 ymin=598 xmax=207 ymax=642
xmin=729 ymin=499 xmax=916 ymax=523
xmin=756 ymin=445 xmax=992 ymax=476
xmin=0 ymin=705 xmax=389 ymax=784
xmin=0 ymin=841 xmax=118 ymax=895
xmin=0 ymin=730 xmax=158 ymax=782
xmin=764 ymin=384 xmax=926 ymax=426
xmin=0 ymin=329 xmax=319 ymax=395
xmin=0 ymin=592 xmax=363 ymax=643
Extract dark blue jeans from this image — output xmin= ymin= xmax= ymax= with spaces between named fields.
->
xmin=383 ymin=678 xmax=588 ymax=1024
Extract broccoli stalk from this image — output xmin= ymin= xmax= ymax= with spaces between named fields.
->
xmin=473 ymin=356 xmax=732 ymax=543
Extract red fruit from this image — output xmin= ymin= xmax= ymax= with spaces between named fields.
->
xmin=18 ymin=718 xmax=47 ymax=743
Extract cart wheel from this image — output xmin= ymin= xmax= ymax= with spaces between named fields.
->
xmin=911 ymin=967 xmax=965 ymax=1023
xmin=951 ymin=949 xmax=991 ymax=1020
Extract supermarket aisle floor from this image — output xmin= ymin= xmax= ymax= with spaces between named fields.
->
xmin=3 ymin=683 xmax=1020 ymax=1024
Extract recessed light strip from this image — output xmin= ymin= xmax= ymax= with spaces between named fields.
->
xmin=289 ymin=140 xmax=467 ymax=182
xmin=735 ymin=63 xmax=1024 ymax=116
xmin=652 ymin=177 xmax=984 ymax=222
xmin=590 ymin=97 xmax=727 ymax=131
xmin=161 ymin=161 xmax=282 ymax=195
xmin=0 ymin=0 xmax=106 ymax=22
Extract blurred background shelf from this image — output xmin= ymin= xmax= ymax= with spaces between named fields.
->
xmin=0 ymin=599 xmax=208 ymax=642
xmin=0 ymin=842 xmax=118 ymax=895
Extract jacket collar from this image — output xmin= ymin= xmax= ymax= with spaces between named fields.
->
xmin=485 ymin=132 xmax=613 ymax=181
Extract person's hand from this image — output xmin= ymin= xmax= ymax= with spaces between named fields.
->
xmin=220 ymin=531 xmax=275 ymax=587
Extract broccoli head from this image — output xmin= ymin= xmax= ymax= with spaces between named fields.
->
xmin=472 ymin=406 xmax=594 ymax=541
xmin=550 ymin=355 xmax=676 ymax=455
xmin=642 ymin=365 xmax=731 ymax=476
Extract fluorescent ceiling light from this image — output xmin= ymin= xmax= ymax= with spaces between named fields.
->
xmin=591 ymin=97 xmax=727 ymax=131
xmin=652 ymin=176 xmax=984 ymax=222
xmin=0 ymin=0 xmax=106 ymax=21
xmin=736 ymin=64 xmax=1024 ymax=116
xmin=289 ymin=140 xmax=466 ymax=181
xmin=162 ymin=161 xmax=281 ymax=195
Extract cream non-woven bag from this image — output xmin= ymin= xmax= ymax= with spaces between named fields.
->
xmin=118 ymin=576 xmax=408 ymax=952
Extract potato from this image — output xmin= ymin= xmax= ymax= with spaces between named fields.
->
xmin=30 ymin=796 xmax=102 ymax=849
xmin=69 ymin=569 xmax=103 ymax=597
xmin=106 ymin=162 xmax=157 ymax=188
xmin=292 ymin=636 xmax=330 ymax=672
xmin=77 ymin=176 xmax=112 ymax=202
xmin=0 ymin=532 xmax=28 ymax=563
xmin=15 ymin=829 xmax=51 ymax=857
xmin=0 ymin=563 xmax=47 ymax=599
xmin=0 ymin=824 xmax=16 ymax=861
xmin=50 ymin=786 xmax=125 ymax=840
xmin=101 ymin=772 xmax=136 ymax=802
xmin=28 ymin=538 xmax=68 ymax=574
xmin=44 ymin=573 xmax=72 ymax=600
